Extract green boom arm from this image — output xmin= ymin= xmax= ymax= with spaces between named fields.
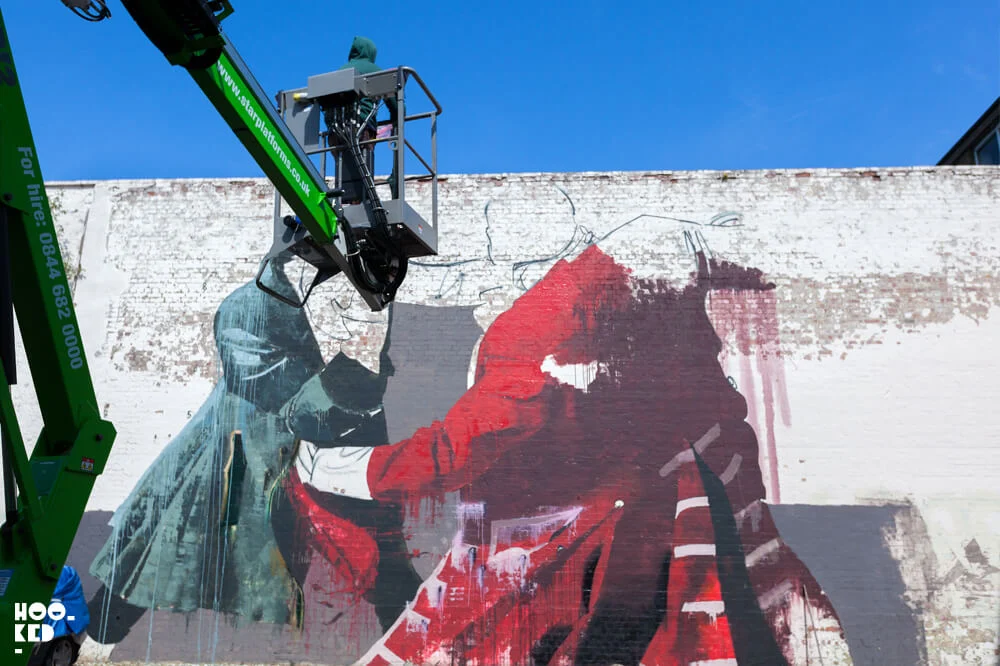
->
xmin=205 ymin=47 xmax=340 ymax=243
xmin=120 ymin=0 xmax=406 ymax=312
xmin=0 ymin=8 xmax=117 ymax=663
xmin=0 ymin=1 xmax=407 ymax=663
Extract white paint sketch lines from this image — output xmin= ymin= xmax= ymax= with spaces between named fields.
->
xmin=745 ymin=538 xmax=782 ymax=568
xmin=675 ymin=496 xmax=710 ymax=518
xmin=719 ymin=453 xmax=742 ymax=485
xmin=733 ymin=501 xmax=765 ymax=532
xmin=659 ymin=423 xmax=722 ymax=477
xmin=682 ymin=600 xmax=727 ymax=620
xmin=488 ymin=506 xmax=584 ymax=558
xmin=295 ymin=441 xmax=375 ymax=500
xmin=674 ymin=544 xmax=717 ymax=558
xmin=371 ymin=645 xmax=407 ymax=665
xmin=404 ymin=608 xmax=432 ymax=633
xmin=758 ymin=579 xmax=796 ymax=610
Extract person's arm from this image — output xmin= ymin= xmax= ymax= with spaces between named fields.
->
xmin=384 ymin=93 xmax=398 ymax=125
xmin=295 ymin=356 xmax=556 ymax=502
xmin=367 ymin=357 xmax=555 ymax=498
xmin=305 ymin=246 xmax=631 ymax=502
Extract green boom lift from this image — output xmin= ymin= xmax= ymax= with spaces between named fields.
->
xmin=0 ymin=1 xmax=440 ymax=662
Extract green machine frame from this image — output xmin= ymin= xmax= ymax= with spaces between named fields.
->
xmin=0 ymin=8 xmax=117 ymax=662
xmin=119 ymin=0 xmax=427 ymax=313
xmin=0 ymin=1 xmax=439 ymax=662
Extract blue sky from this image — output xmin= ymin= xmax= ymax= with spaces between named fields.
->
xmin=3 ymin=0 xmax=998 ymax=180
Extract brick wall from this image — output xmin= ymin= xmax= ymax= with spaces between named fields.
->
xmin=6 ymin=166 xmax=999 ymax=665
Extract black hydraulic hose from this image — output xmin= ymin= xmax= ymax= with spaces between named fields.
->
xmin=327 ymin=112 xmax=408 ymax=299
xmin=338 ymin=216 xmax=385 ymax=295
xmin=342 ymin=127 xmax=405 ymax=253
xmin=64 ymin=0 xmax=111 ymax=22
xmin=120 ymin=0 xmax=225 ymax=69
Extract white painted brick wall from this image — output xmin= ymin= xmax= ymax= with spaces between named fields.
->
xmin=6 ymin=166 xmax=999 ymax=664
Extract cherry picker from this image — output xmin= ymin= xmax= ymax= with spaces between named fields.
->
xmin=0 ymin=2 xmax=441 ymax=662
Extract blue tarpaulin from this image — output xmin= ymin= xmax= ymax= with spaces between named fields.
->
xmin=46 ymin=566 xmax=89 ymax=637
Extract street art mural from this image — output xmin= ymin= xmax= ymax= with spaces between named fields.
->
xmin=79 ymin=209 xmax=860 ymax=666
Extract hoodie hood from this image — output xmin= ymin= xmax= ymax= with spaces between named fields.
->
xmin=347 ymin=36 xmax=377 ymax=63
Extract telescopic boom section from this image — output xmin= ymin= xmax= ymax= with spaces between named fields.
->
xmin=194 ymin=46 xmax=340 ymax=244
xmin=119 ymin=0 xmax=404 ymax=311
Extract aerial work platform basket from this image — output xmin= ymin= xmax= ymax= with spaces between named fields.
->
xmin=258 ymin=65 xmax=442 ymax=307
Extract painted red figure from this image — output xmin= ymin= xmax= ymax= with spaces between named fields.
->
xmin=286 ymin=245 xmax=851 ymax=665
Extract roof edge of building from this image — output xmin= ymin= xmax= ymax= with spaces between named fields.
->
xmin=43 ymin=164 xmax=996 ymax=188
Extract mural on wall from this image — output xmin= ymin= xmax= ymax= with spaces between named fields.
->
xmin=82 ymin=209 xmax=856 ymax=665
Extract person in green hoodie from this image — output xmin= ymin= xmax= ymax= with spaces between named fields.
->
xmin=337 ymin=36 xmax=399 ymax=200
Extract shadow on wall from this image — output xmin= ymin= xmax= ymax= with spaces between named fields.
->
xmin=68 ymin=512 xmax=115 ymax=625
xmin=770 ymin=504 xmax=928 ymax=666
xmin=73 ymin=301 xmax=484 ymax=665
